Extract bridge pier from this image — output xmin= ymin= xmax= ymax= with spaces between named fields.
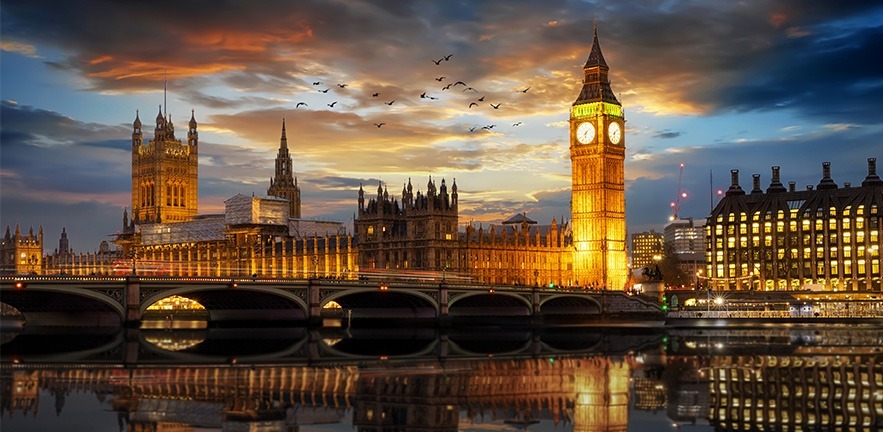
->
xmin=123 ymin=328 xmax=140 ymax=364
xmin=124 ymin=276 xmax=141 ymax=327
xmin=307 ymin=280 xmax=321 ymax=327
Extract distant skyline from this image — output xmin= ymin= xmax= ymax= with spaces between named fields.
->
xmin=2 ymin=0 xmax=881 ymax=252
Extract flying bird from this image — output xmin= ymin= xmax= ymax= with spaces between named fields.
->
xmin=435 ymin=76 xmax=445 ymax=82
xmin=490 ymin=103 xmax=501 ymax=109
xmin=469 ymin=127 xmax=477 ymax=132
xmin=385 ymin=100 xmax=395 ymax=105
xmin=478 ymin=96 xmax=485 ymax=101
xmin=442 ymin=83 xmax=452 ymax=90
xmin=481 ymin=124 xmax=496 ymax=130
xmin=520 ymin=87 xmax=531 ymax=93
xmin=312 ymin=81 xmax=322 ymax=85
xmin=374 ymin=123 xmax=386 ymax=128
xmin=468 ymin=102 xmax=478 ymax=108
xmin=513 ymin=122 xmax=522 ymax=126
xmin=463 ymin=87 xmax=477 ymax=92
xmin=296 ymin=102 xmax=308 ymax=108
xmin=338 ymin=84 xmax=348 ymax=88
xmin=432 ymin=58 xmax=443 ymax=65
xmin=327 ymin=101 xmax=338 ymax=107
xmin=319 ymin=88 xmax=330 ymax=93
xmin=453 ymin=81 xmax=466 ymax=87
xmin=372 ymin=92 xmax=380 ymax=97
xmin=420 ymin=92 xmax=427 ymax=99
xmin=443 ymin=54 xmax=453 ymax=61
xmin=428 ymin=96 xmax=439 ymax=100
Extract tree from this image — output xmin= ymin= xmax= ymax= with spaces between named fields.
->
xmin=658 ymin=243 xmax=691 ymax=287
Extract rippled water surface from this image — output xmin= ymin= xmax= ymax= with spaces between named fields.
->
xmin=2 ymin=323 xmax=881 ymax=431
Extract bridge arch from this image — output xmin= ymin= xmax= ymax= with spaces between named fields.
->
xmin=139 ymin=329 xmax=309 ymax=363
xmin=323 ymin=288 xmax=439 ymax=319
xmin=539 ymin=294 xmax=602 ymax=315
xmin=0 ymin=286 xmax=124 ymax=326
xmin=142 ymin=285 xmax=309 ymax=322
xmin=448 ymin=291 xmax=532 ymax=317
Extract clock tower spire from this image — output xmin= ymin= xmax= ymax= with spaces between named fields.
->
xmin=569 ymin=24 xmax=628 ymax=291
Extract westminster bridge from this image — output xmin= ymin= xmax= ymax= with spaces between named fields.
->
xmin=0 ymin=275 xmax=661 ymax=327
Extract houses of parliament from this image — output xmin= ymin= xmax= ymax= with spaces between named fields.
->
xmin=1 ymin=29 xmax=629 ymax=290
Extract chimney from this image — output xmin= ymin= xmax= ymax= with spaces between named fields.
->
xmin=751 ymin=174 xmax=763 ymax=194
xmin=844 ymin=182 xmax=851 ymax=188
xmin=807 ymin=185 xmax=814 ymax=191
xmin=863 ymin=157 xmax=882 ymax=186
xmin=817 ymin=161 xmax=837 ymax=190
xmin=767 ymin=166 xmax=787 ymax=193
xmin=726 ymin=169 xmax=746 ymax=196
xmin=788 ymin=181 xmax=796 ymax=192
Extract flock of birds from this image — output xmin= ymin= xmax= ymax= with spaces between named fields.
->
xmin=293 ymin=53 xmax=532 ymax=133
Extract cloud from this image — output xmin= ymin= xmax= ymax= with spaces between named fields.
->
xmin=652 ymin=130 xmax=682 ymax=139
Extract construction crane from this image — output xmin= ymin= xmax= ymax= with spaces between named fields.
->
xmin=669 ymin=163 xmax=687 ymax=221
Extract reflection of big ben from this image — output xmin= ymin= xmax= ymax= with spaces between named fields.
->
xmin=570 ymin=25 xmax=627 ymax=290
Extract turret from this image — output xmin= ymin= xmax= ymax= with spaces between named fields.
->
xmin=862 ymin=158 xmax=882 ymax=187
xmin=766 ymin=166 xmax=787 ymax=193
xmin=187 ymin=109 xmax=198 ymax=148
xmin=750 ymin=174 xmax=762 ymax=194
xmin=57 ymin=227 xmax=69 ymax=255
xmin=817 ymin=162 xmax=837 ymax=190
xmin=358 ymin=184 xmax=365 ymax=211
xmin=451 ymin=178 xmax=458 ymax=209
xmin=726 ymin=170 xmax=745 ymax=196
xmin=132 ymin=111 xmax=143 ymax=148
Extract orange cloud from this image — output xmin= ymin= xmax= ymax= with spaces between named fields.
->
xmin=88 ymin=62 xmax=245 ymax=81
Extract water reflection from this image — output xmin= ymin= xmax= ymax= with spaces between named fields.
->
xmin=1 ymin=326 xmax=881 ymax=431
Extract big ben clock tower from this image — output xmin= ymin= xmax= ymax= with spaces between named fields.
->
xmin=570 ymin=25 xmax=627 ymax=290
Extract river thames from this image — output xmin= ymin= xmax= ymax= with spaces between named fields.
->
xmin=2 ymin=323 xmax=881 ymax=431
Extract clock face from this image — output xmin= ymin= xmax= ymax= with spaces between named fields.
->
xmin=608 ymin=121 xmax=622 ymax=144
xmin=576 ymin=122 xmax=595 ymax=144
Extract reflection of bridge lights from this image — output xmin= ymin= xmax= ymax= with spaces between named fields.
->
xmin=714 ymin=297 xmax=724 ymax=306
xmin=379 ymin=355 xmax=388 ymax=361
xmin=145 ymin=335 xmax=206 ymax=351
xmin=488 ymin=288 xmax=495 ymax=294
xmin=323 ymin=338 xmax=343 ymax=346
xmin=379 ymin=284 xmax=389 ymax=291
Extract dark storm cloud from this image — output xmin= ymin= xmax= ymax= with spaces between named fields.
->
xmin=0 ymin=101 xmax=131 ymax=195
xmin=6 ymin=0 xmax=880 ymax=124
xmin=653 ymin=130 xmax=682 ymax=139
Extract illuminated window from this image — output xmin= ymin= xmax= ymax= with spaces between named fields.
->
xmin=752 ymin=236 xmax=760 ymax=247
xmin=804 ymin=248 xmax=811 ymax=259
xmin=740 ymin=237 xmax=748 ymax=247
xmin=856 ymin=217 xmax=864 ymax=229
xmin=829 ymin=219 xmax=837 ymax=230
xmin=727 ymin=237 xmax=735 ymax=248
xmin=815 ymin=220 xmax=823 ymax=231
xmin=816 ymin=247 xmax=824 ymax=259
xmin=765 ymin=236 xmax=773 ymax=247
xmin=802 ymin=220 xmax=810 ymax=231
xmin=777 ymin=221 xmax=785 ymax=233
xmin=740 ymin=224 xmax=747 ymax=235
xmin=842 ymin=218 xmax=851 ymax=230
xmin=715 ymin=225 xmax=723 ymax=235
xmin=764 ymin=222 xmax=772 ymax=234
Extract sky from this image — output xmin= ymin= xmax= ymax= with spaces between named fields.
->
xmin=1 ymin=0 xmax=882 ymax=253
